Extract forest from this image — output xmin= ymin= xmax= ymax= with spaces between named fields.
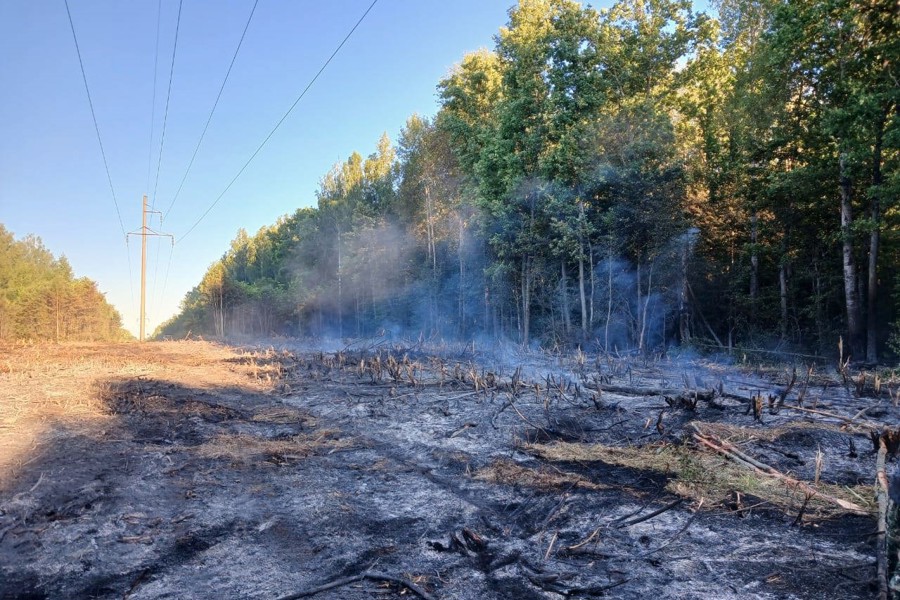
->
xmin=0 ymin=224 xmax=129 ymax=342
xmin=156 ymin=0 xmax=899 ymax=363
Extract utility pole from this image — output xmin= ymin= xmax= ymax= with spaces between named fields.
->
xmin=128 ymin=195 xmax=172 ymax=341
xmin=140 ymin=194 xmax=148 ymax=342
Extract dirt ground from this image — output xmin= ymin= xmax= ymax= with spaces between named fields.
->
xmin=0 ymin=340 xmax=894 ymax=599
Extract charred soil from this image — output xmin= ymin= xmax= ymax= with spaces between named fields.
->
xmin=0 ymin=341 xmax=892 ymax=599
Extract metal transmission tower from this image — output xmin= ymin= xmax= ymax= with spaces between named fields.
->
xmin=128 ymin=195 xmax=173 ymax=341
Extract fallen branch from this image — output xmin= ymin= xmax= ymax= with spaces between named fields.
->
xmin=507 ymin=396 xmax=549 ymax=437
xmin=690 ymin=425 xmax=868 ymax=514
xmin=780 ymin=403 xmax=880 ymax=429
xmin=275 ymin=570 xmax=436 ymax=600
xmin=564 ymin=526 xmax=601 ymax=552
xmin=519 ymin=559 xmax=629 ymax=597
xmin=491 ymin=398 xmax=513 ymax=429
xmin=447 ymin=422 xmax=478 ymax=438
xmin=614 ymin=498 xmax=684 ymax=529
xmin=587 ymin=384 xmax=715 ymax=402
xmin=640 ymin=499 xmax=704 ymax=558
xmin=437 ymin=391 xmax=480 ymax=403
xmin=876 ymin=440 xmax=889 ymax=600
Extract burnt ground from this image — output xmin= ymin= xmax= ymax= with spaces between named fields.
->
xmin=0 ymin=341 xmax=894 ymax=599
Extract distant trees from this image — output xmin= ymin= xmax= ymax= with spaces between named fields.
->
xmin=0 ymin=225 xmax=129 ymax=342
xmin=158 ymin=0 xmax=899 ymax=362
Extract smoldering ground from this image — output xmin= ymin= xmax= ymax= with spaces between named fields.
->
xmin=0 ymin=341 xmax=887 ymax=599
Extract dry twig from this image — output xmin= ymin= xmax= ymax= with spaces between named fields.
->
xmin=275 ymin=570 xmax=436 ymax=600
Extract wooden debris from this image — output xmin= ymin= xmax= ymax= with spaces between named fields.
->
xmin=747 ymin=393 xmax=764 ymax=422
xmin=614 ymin=498 xmax=684 ymax=529
xmin=275 ymin=569 xmax=436 ymax=600
xmin=640 ymin=499 xmax=703 ymax=557
xmin=876 ymin=440 xmax=889 ymax=600
xmin=690 ymin=424 xmax=868 ymax=514
xmin=871 ymin=428 xmax=900 ymax=458
xmin=589 ymin=383 xmax=716 ymax=403
xmin=519 ymin=558 xmax=630 ymax=597
xmin=447 ymin=422 xmax=477 ymax=438
xmin=461 ymin=527 xmax=486 ymax=552
xmin=428 ymin=527 xmax=487 ymax=557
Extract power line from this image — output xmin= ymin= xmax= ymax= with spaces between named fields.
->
xmin=146 ymin=0 xmax=162 ymax=193
xmin=151 ymin=0 xmax=183 ymax=208
xmin=150 ymin=223 xmax=163 ymax=323
xmin=147 ymin=0 xmax=164 ymax=324
xmin=178 ymin=0 xmax=379 ymax=243
xmin=159 ymin=240 xmax=175 ymax=320
xmin=163 ymin=0 xmax=259 ymax=220
xmin=154 ymin=0 xmax=258 ymax=324
xmin=64 ymin=0 xmax=127 ymax=238
xmin=65 ymin=0 xmax=137 ymax=328
xmin=125 ymin=236 xmax=137 ymax=330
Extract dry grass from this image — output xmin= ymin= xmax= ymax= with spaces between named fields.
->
xmin=523 ymin=441 xmax=875 ymax=519
xmin=475 ymin=459 xmax=609 ymax=492
xmin=251 ymin=406 xmax=313 ymax=425
xmin=0 ymin=341 xmax=285 ymax=488
xmin=192 ymin=430 xmax=354 ymax=463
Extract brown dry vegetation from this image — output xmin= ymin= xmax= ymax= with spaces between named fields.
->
xmin=522 ymin=440 xmax=876 ymax=519
xmin=0 ymin=342 xmax=292 ymax=484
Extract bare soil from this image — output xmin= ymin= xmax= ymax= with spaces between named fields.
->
xmin=0 ymin=341 xmax=893 ymax=599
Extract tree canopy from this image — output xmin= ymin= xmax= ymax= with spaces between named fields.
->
xmin=158 ymin=0 xmax=899 ymax=362
xmin=0 ymin=224 xmax=130 ymax=342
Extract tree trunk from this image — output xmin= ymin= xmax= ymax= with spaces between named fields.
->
xmin=55 ymin=289 xmax=60 ymax=343
xmin=337 ymin=227 xmax=343 ymax=339
xmin=425 ymin=183 xmax=436 ymax=273
xmin=588 ymin=239 xmax=595 ymax=329
xmin=639 ymin=262 xmax=653 ymax=355
xmin=521 ymin=257 xmax=531 ymax=347
xmin=458 ymin=214 xmax=465 ymax=335
xmin=867 ymin=108 xmax=887 ymax=363
xmin=605 ymin=244 xmax=613 ymax=353
xmin=560 ymin=261 xmax=571 ymax=335
xmin=577 ymin=200 xmax=588 ymax=338
xmin=484 ymin=286 xmax=490 ymax=337
xmin=578 ymin=252 xmax=587 ymax=338
xmin=779 ymin=259 xmax=788 ymax=340
xmin=840 ymin=152 xmax=863 ymax=359
xmin=679 ymin=234 xmax=690 ymax=343
xmin=216 ymin=284 xmax=225 ymax=338
xmin=636 ymin=261 xmax=642 ymax=353
xmin=749 ymin=213 xmax=759 ymax=299
xmin=814 ymin=260 xmax=826 ymax=351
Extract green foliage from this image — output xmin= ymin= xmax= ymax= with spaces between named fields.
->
xmin=0 ymin=224 xmax=129 ymax=341
xmin=159 ymin=0 xmax=900 ymax=359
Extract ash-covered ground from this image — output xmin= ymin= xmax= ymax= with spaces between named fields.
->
xmin=0 ymin=340 xmax=893 ymax=599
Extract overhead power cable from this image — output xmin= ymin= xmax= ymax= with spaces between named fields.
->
xmin=65 ymin=0 xmax=136 ymax=322
xmin=148 ymin=0 xmax=182 ymax=333
xmin=151 ymin=0 xmax=184 ymax=208
xmin=147 ymin=0 xmax=164 ymax=324
xmin=153 ymin=0 xmax=258 ymax=323
xmin=178 ymin=0 xmax=379 ymax=243
xmin=163 ymin=0 xmax=260 ymax=220
xmin=158 ymin=241 xmax=175 ymax=317
xmin=64 ymin=0 xmax=127 ymax=238
xmin=146 ymin=0 xmax=162 ymax=194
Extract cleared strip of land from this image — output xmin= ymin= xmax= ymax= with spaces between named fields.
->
xmin=0 ymin=341 xmax=887 ymax=599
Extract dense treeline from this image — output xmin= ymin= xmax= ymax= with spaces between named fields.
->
xmin=0 ymin=225 xmax=129 ymax=342
xmin=157 ymin=0 xmax=899 ymax=361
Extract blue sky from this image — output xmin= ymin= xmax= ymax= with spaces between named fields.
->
xmin=0 ymin=0 xmax=706 ymax=337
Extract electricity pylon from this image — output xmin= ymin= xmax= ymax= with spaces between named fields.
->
xmin=128 ymin=195 xmax=173 ymax=341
